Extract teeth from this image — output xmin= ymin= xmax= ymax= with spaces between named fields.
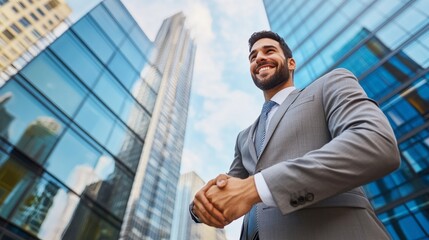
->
xmin=259 ymin=66 xmax=271 ymax=73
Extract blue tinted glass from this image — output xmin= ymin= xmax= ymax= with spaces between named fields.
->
xmin=50 ymin=32 xmax=102 ymax=88
xmin=105 ymin=122 xmax=129 ymax=155
xmin=60 ymin=203 xmax=120 ymax=239
xmin=120 ymin=38 xmax=146 ymax=70
xmin=399 ymin=216 xmax=425 ymax=239
xmin=111 ymin=128 xmax=143 ymax=170
xmin=45 ymin=129 xmax=100 ymax=193
xmin=103 ymin=0 xmax=134 ymax=32
xmin=386 ymin=224 xmax=401 ymax=240
xmin=0 ymin=81 xmax=64 ymax=163
xmin=108 ymin=52 xmax=138 ymax=89
xmin=90 ymin=4 xmax=125 ymax=45
xmin=85 ymin=154 xmax=132 ymax=218
xmin=129 ymin=104 xmax=150 ymax=139
xmin=9 ymin=173 xmax=66 ymax=238
xmin=93 ymin=71 xmax=126 ymax=114
xmin=0 ymin=155 xmax=37 ymax=219
xmin=134 ymin=80 xmax=156 ymax=113
xmin=72 ymin=16 xmax=115 ymax=64
xmin=74 ymin=96 xmax=115 ymax=145
xmin=416 ymin=212 xmax=429 ymax=233
xmin=20 ymin=52 xmax=87 ymax=115
xmin=130 ymin=26 xmax=153 ymax=57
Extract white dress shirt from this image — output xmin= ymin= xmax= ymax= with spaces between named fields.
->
xmin=254 ymin=86 xmax=296 ymax=207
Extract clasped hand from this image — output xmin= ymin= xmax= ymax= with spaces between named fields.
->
xmin=192 ymin=174 xmax=261 ymax=228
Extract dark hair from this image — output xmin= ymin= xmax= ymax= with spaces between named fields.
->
xmin=248 ymin=30 xmax=293 ymax=58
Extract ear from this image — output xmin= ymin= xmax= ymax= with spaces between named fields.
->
xmin=287 ymin=58 xmax=296 ymax=70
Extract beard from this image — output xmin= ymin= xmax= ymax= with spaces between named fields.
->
xmin=252 ymin=62 xmax=290 ymax=91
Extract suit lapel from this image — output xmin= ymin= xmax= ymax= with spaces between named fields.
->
xmin=258 ymin=89 xmax=302 ymax=159
xmin=248 ymin=119 xmax=259 ymax=163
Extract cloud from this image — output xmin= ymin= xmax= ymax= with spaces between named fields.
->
xmin=183 ymin=0 xmax=215 ymax=44
xmin=194 ymin=90 xmax=259 ymax=152
xmin=122 ymin=1 xmax=269 ymax=239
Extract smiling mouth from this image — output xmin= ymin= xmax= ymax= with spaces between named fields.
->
xmin=256 ymin=65 xmax=274 ymax=74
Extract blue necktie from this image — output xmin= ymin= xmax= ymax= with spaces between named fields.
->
xmin=255 ymin=100 xmax=277 ymax=158
xmin=245 ymin=101 xmax=276 ymax=240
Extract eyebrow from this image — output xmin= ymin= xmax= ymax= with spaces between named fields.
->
xmin=248 ymin=45 xmax=277 ymax=60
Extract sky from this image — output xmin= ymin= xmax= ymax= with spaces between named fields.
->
xmin=68 ymin=0 xmax=270 ymax=239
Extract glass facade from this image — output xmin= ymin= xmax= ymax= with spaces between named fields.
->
xmin=0 ymin=1 xmax=195 ymax=240
xmin=120 ymin=13 xmax=196 ymax=240
xmin=264 ymin=0 xmax=429 ymax=239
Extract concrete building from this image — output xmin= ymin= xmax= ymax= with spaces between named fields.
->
xmin=170 ymin=172 xmax=227 ymax=240
xmin=0 ymin=0 xmax=71 ymax=74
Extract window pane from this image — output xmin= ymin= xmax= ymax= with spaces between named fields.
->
xmin=103 ymin=0 xmax=134 ymax=32
xmin=50 ymin=31 xmax=103 ymax=88
xmin=84 ymin=154 xmax=132 ymax=218
xmin=74 ymin=96 xmax=115 ymax=145
xmin=20 ymin=52 xmax=87 ymax=116
xmin=120 ymin=38 xmax=146 ymax=71
xmin=44 ymin=129 xmax=100 ymax=194
xmin=61 ymin=203 xmax=120 ymax=240
xmin=133 ymin=80 xmax=156 ymax=113
xmin=72 ymin=16 xmax=115 ymax=64
xmin=106 ymin=123 xmax=142 ymax=170
xmin=90 ymin=4 xmax=125 ymax=45
xmin=0 ymin=154 xmax=82 ymax=240
xmin=0 ymin=80 xmax=64 ymax=163
xmin=129 ymin=26 xmax=153 ymax=57
xmin=93 ymin=71 xmax=126 ymax=115
xmin=108 ymin=52 xmax=138 ymax=89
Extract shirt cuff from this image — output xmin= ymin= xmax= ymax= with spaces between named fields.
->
xmin=189 ymin=203 xmax=202 ymax=223
xmin=254 ymin=172 xmax=277 ymax=207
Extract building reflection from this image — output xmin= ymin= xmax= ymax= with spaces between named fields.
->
xmin=0 ymin=0 xmax=195 ymax=239
xmin=264 ymin=0 xmax=429 ymax=238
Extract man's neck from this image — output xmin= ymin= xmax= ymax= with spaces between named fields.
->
xmin=263 ymin=80 xmax=294 ymax=101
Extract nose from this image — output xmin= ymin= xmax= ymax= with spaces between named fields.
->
xmin=255 ymin=52 xmax=267 ymax=64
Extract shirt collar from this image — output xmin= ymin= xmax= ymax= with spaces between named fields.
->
xmin=270 ymin=86 xmax=296 ymax=105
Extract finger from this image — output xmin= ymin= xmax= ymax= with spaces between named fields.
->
xmin=215 ymin=174 xmax=230 ymax=188
xmin=193 ymin=199 xmax=226 ymax=228
xmin=195 ymin=188 xmax=228 ymax=225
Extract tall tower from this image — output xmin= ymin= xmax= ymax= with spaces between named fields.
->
xmin=0 ymin=0 xmax=195 ymax=239
xmin=120 ymin=12 xmax=196 ymax=240
xmin=170 ymin=172 xmax=227 ymax=240
xmin=0 ymin=0 xmax=71 ymax=75
xmin=264 ymin=0 xmax=429 ymax=239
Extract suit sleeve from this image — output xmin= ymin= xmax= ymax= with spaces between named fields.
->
xmin=261 ymin=68 xmax=400 ymax=215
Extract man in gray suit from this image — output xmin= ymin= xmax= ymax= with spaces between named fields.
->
xmin=190 ymin=31 xmax=400 ymax=239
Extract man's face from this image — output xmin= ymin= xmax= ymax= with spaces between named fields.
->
xmin=249 ymin=38 xmax=293 ymax=90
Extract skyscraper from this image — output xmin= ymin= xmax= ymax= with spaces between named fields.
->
xmin=170 ymin=172 xmax=227 ymax=240
xmin=119 ymin=12 xmax=196 ymax=240
xmin=264 ymin=0 xmax=429 ymax=239
xmin=0 ymin=0 xmax=195 ymax=239
xmin=0 ymin=0 xmax=71 ymax=75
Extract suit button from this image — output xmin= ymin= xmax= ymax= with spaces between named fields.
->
xmin=306 ymin=193 xmax=314 ymax=202
xmin=298 ymin=196 xmax=305 ymax=205
xmin=290 ymin=199 xmax=299 ymax=207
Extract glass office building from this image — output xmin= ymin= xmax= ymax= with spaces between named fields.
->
xmin=0 ymin=0 xmax=195 ymax=239
xmin=264 ymin=0 xmax=429 ymax=239
xmin=120 ymin=12 xmax=196 ymax=240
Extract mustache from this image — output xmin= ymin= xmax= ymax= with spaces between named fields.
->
xmin=255 ymin=61 xmax=276 ymax=71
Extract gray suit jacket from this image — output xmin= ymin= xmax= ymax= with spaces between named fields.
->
xmin=228 ymin=68 xmax=400 ymax=239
